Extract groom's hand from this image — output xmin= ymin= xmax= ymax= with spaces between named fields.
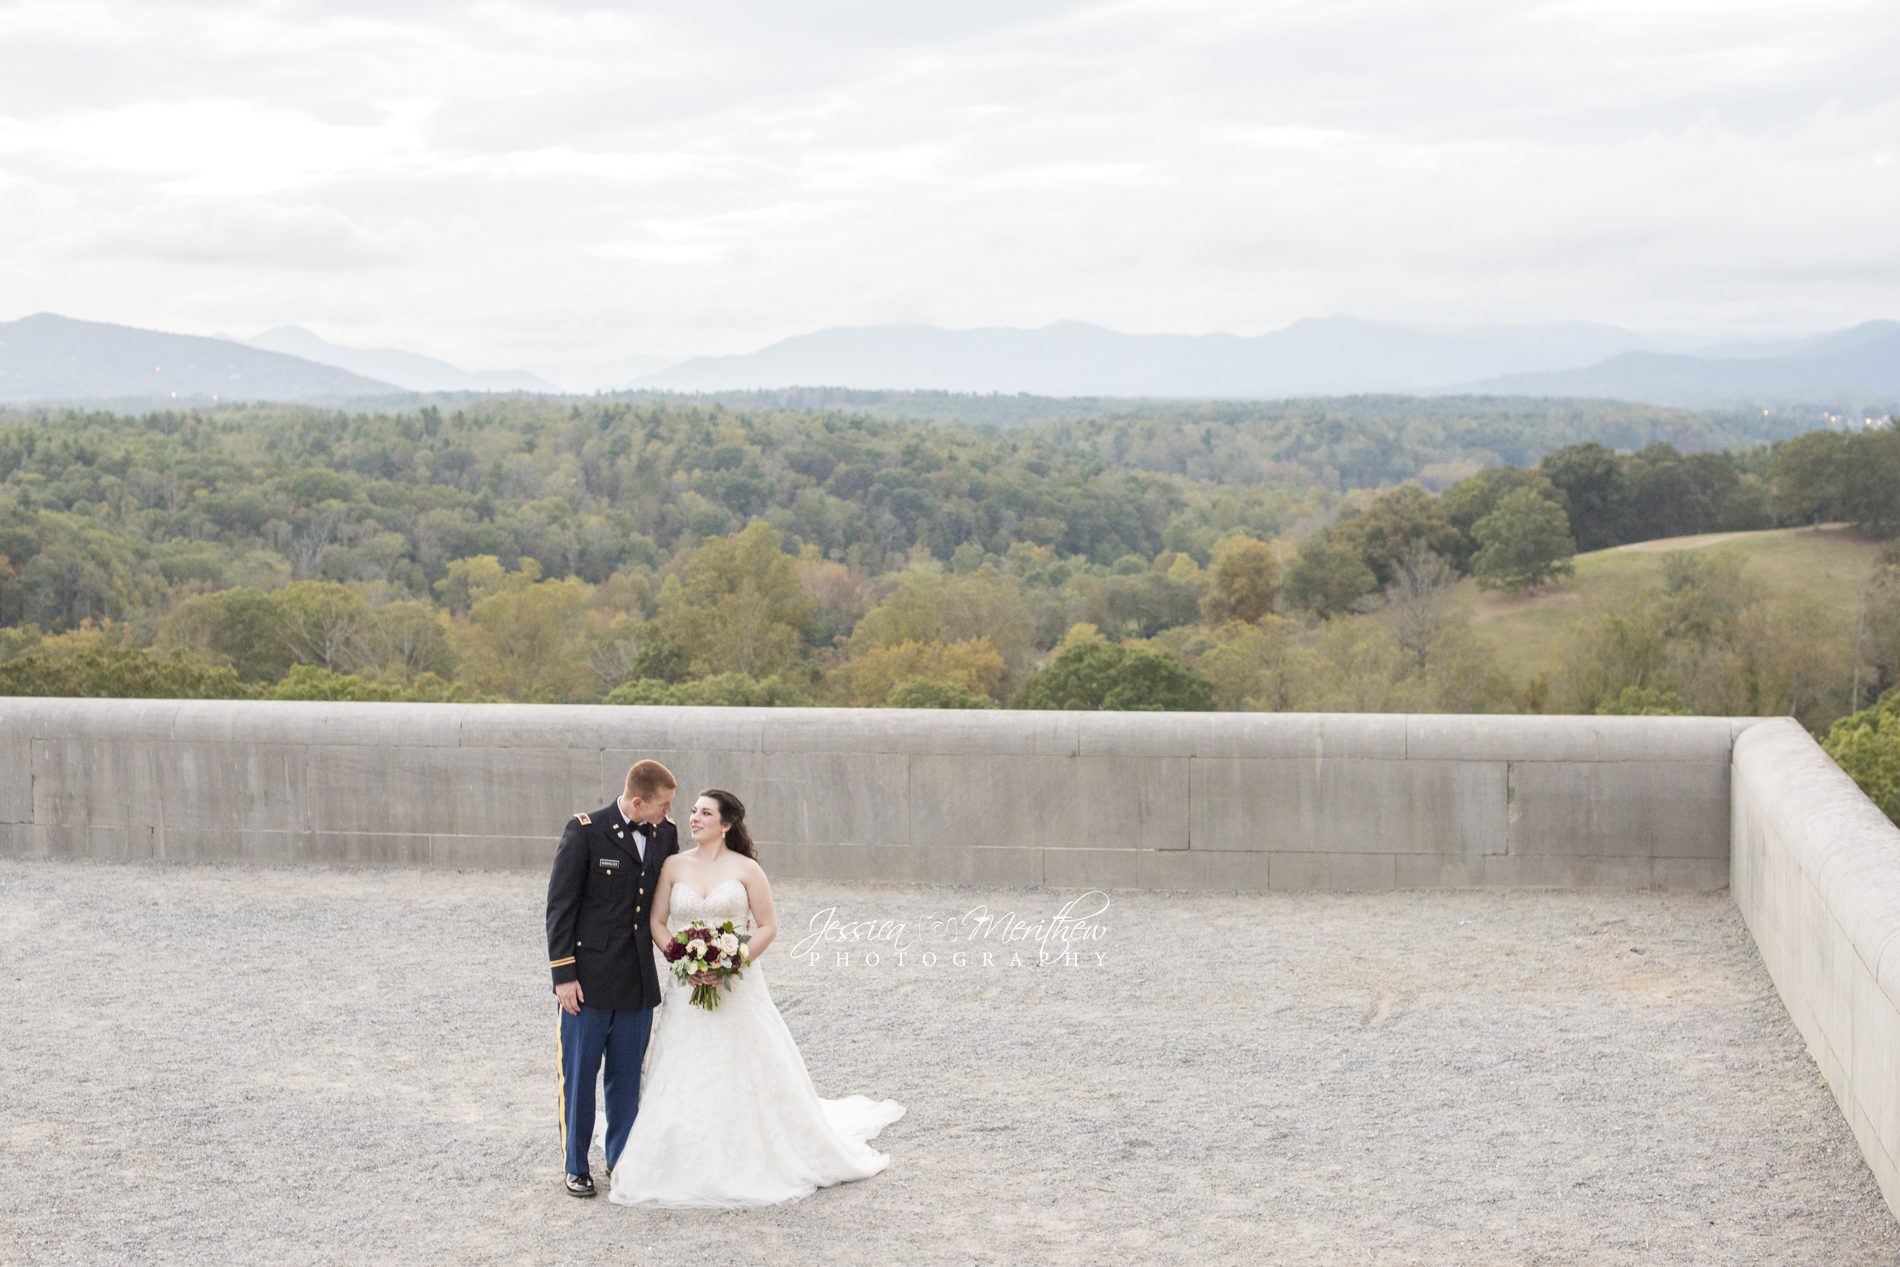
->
xmin=555 ymin=980 xmax=584 ymax=1015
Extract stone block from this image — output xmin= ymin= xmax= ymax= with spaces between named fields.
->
xmin=1506 ymin=760 xmax=1728 ymax=859
xmin=432 ymin=745 xmax=597 ymax=839
xmin=0 ymin=735 xmax=31 ymax=824
xmin=522 ymin=706 xmax=766 ymax=754
xmin=293 ymin=831 xmax=432 ymax=867
xmin=31 ymin=739 xmax=189 ymax=829
xmin=27 ymin=824 xmax=130 ymax=859
xmin=6 ymin=697 xmax=181 ymax=743
xmin=176 ymin=700 xmax=465 ymax=749
xmin=152 ymin=827 xmax=297 ymax=865
xmin=908 ymin=754 xmax=1186 ymax=852
xmin=0 ymin=822 xmax=39 ymax=857
xmin=748 ymin=751 xmax=909 ymax=846
xmin=1191 ymin=757 xmax=1506 ymax=855
xmin=765 ymin=709 xmax=1079 ymax=758
xmin=154 ymin=744 xmax=306 ymax=834
xmin=432 ymin=834 xmax=552 ymax=871
xmin=1042 ymin=848 xmax=1142 ymax=891
xmin=763 ymin=842 xmax=1045 ymax=887
xmin=1394 ymin=854 xmax=1481 ymax=888
xmin=1849 ymin=964 xmax=1900 ymax=1171
xmin=1407 ymin=713 xmax=1735 ymax=764
xmin=1136 ymin=848 xmax=1272 ymax=891
xmin=306 ymin=744 xmax=437 ymax=836
xmin=1093 ymin=711 xmax=1409 ymax=762
xmin=1267 ymin=851 xmax=1395 ymax=891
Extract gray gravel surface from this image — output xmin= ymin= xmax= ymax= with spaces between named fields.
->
xmin=1 ymin=858 xmax=1895 ymax=1266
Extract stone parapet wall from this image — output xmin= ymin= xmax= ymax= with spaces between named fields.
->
xmin=0 ymin=699 xmax=1750 ymax=890
xmin=1732 ymin=718 xmax=1900 ymax=1220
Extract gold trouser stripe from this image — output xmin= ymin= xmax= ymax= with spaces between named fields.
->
xmin=549 ymin=957 xmax=575 ymax=968
xmin=556 ymin=1014 xmax=568 ymax=1159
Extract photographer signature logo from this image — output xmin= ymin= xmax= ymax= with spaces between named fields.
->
xmin=789 ymin=892 xmax=1111 ymax=968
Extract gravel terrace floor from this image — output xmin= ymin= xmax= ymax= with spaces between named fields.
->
xmin=1 ymin=858 xmax=1895 ymax=1267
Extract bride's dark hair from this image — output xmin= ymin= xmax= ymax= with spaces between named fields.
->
xmin=700 ymin=788 xmax=755 ymax=859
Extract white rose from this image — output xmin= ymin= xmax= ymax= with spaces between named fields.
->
xmin=689 ymin=940 xmax=706 ymax=958
xmin=718 ymin=933 xmax=740 ymax=955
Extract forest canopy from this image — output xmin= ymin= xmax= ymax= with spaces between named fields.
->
xmin=0 ymin=393 xmax=1895 ymax=803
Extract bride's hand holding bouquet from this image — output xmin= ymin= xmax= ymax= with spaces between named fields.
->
xmin=664 ymin=919 xmax=750 ymax=1009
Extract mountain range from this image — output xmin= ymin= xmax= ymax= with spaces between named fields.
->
xmin=2 ymin=311 xmax=1895 ymax=410
xmin=632 ymin=317 xmax=1900 ymax=408
xmin=0 ymin=313 xmax=398 ymax=401
xmin=630 ymin=317 xmax=1665 ymax=397
xmin=1464 ymin=321 xmax=1900 ymax=408
xmin=241 ymin=327 xmax=559 ymax=394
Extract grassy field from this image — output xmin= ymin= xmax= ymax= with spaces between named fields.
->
xmin=1465 ymin=524 xmax=1889 ymax=688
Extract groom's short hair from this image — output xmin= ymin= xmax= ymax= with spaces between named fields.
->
xmin=624 ymin=760 xmax=677 ymax=803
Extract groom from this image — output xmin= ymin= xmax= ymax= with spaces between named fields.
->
xmin=546 ymin=759 xmax=680 ymax=1198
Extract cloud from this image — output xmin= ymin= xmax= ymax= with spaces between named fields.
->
xmin=60 ymin=199 xmax=422 ymax=269
xmin=0 ymin=0 xmax=1894 ymax=371
xmin=0 ymin=98 xmax=435 ymax=196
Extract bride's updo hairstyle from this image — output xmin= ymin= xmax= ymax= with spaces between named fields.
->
xmin=701 ymin=788 xmax=756 ymax=859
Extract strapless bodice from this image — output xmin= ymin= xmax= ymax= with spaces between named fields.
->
xmin=668 ymin=878 xmax=750 ymax=930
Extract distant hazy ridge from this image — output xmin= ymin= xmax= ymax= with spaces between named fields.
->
xmin=4 ymin=312 xmax=1897 ymax=409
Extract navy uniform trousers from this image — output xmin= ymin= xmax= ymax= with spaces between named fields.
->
xmin=558 ymin=1002 xmax=653 ymax=1177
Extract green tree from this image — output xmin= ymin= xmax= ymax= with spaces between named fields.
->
xmin=0 ymin=646 xmax=250 ymax=699
xmin=1595 ymin=685 xmax=1692 ymax=716
xmin=1770 ymin=430 xmax=1852 ymax=527
xmin=1280 ymin=527 xmax=1378 ymax=616
xmin=260 ymin=666 xmax=489 ymax=702
xmin=1823 ymin=687 xmax=1900 ymax=825
xmin=272 ymin=581 xmax=369 ymax=672
xmin=160 ymin=587 xmax=295 ymax=682
xmin=884 ymin=677 xmax=998 ymax=709
xmin=1333 ymin=486 xmax=1460 ymax=587
xmin=1539 ymin=443 xmax=1635 ymax=552
xmin=1015 ymin=627 xmax=1215 ymax=711
xmin=1840 ymin=426 xmax=1900 ymax=535
xmin=1440 ymin=468 xmax=1566 ymax=568
xmin=603 ymin=673 xmax=812 ymax=707
xmin=1470 ymin=490 xmax=1576 ymax=592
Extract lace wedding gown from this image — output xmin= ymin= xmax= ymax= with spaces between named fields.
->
xmin=607 ymin=878 xmax=904 ymax=1208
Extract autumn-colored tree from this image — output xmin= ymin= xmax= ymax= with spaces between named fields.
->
xmin=1199 ymin=537 xmax=1279 ymax=627
xmin=451 ymin=560 xmax=594 ymax=701
xmin=828 ymin=637 xmax=1006 ymax=706
xmin=678 ymin=523 xmax=813 ymax=678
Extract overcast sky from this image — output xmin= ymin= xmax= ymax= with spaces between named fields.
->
xmin=1 ymin=1 xmax=1896 ymax=385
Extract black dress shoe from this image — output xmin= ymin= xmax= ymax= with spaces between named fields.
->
xmin=565 ymin=1173 xmax=596 ymax=1198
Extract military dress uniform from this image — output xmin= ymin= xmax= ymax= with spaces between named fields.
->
xmin=546 ymin=801 xmax=678 ymax=1185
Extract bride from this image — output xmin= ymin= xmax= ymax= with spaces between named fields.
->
xmin=607 ymin=788 xmax=904 ymax=1208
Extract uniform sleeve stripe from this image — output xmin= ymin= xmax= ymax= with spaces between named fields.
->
xmin=549 ymin=957 xmax=576 ymax=968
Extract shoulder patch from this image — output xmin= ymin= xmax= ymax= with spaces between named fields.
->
xmin=574 ymin=812 xmax=592 ymax=825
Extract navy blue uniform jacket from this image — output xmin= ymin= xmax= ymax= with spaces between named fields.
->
xmin=546 ymin=802 xmax=679 ymax=1012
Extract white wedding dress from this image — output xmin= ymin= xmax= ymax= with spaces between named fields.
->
xmin=607 ymin=878 xmax=904 ymax=1208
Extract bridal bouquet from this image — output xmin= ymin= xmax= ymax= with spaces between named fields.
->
xmin=663 ymin=920 xmax=751 ymax=1010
